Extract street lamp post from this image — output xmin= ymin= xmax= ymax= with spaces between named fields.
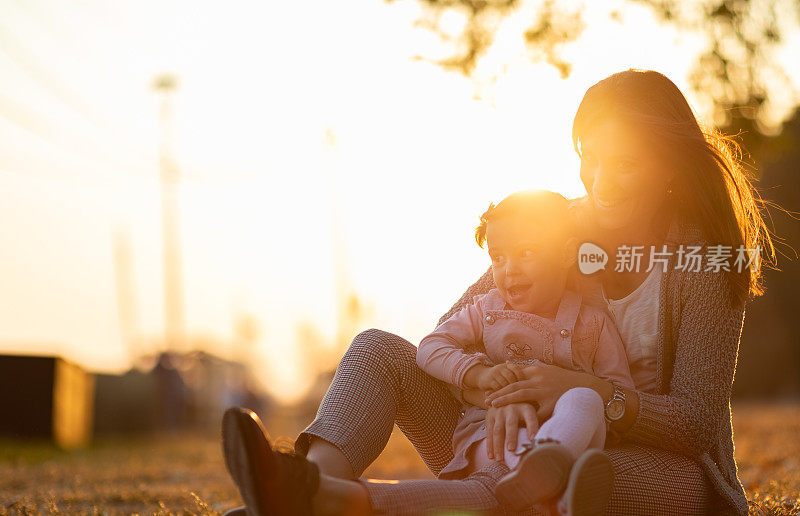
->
xmin=153 ymin=74 xmax=185 ymax=353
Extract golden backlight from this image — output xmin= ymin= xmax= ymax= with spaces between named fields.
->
xmin=1 ymin=0 xmax=797 ymax=403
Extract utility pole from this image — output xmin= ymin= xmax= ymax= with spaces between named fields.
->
xmin=153 ymin=74 xmax=185 ymax=352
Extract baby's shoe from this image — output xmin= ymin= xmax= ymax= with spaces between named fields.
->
xmin=221 ymin=407 xmax=320 ymax=516
xmin=494 ymin=440 xmax=574 ymax=512
xmin=559 ymin=449 xmax=614 ymax=516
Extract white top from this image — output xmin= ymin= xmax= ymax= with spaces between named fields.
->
xmin=602 ymin=265 xmax=662 ymax=393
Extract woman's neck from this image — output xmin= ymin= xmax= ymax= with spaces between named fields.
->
xmin=596 ymin=212 xmax=672 ymax=300
xmin=597 ymin=211 xmax=672 ymax=255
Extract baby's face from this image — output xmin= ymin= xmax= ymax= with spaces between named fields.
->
xmin=486 ymin=217 xmax=569 ymax=315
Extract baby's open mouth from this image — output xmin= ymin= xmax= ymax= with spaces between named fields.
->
xmin=506 ymin=284 xmax=530 ymax=298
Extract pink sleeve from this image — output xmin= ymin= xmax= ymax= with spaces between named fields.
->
xmin=591 ymin=314 xmax=635 ymax=390
xmin=417 ymin=295 xmax=493 ymax=389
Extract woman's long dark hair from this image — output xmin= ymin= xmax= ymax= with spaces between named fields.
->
xmin=572 ymin=69 xmax=776 ymax=307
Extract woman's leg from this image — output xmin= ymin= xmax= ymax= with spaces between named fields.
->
xmin=491 ymin=393 xmax=710 ymax=515
xmin=501 ymin=443 xmax=711 ymax=516
xmin=312 ymin=474 xmax=372 ymax=516
xmin=294 ymin=328 xmax=464 ymax=479
xmin=352 ymin=443 xmax=712 ymax=515
xmin=604 ymin=444 xmax=712 ymax=515
xmin=357 ymin=461 xmax=511 ymax=515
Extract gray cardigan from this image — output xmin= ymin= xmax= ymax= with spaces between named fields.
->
xmin=437 ymin=215 xmax=749 ymax=515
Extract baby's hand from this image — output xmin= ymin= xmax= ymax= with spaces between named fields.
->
xmin=477 ymin=361 xmax=525 ymax=391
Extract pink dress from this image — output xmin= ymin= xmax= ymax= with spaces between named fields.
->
xmin=416 ymin=288 xmax=634 ymax=479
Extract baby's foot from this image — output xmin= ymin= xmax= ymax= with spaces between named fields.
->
xmin=558 ymin=449 xmax=613 ymax=516
xmin=494 ymin=441 xmax=574 ymax=512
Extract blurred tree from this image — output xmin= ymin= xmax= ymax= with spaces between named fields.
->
xmin=397 ymin=0 xmax=799 ymax=143
xmin=402 ymin=0 xmax=581 ymax=77
xmin=734 ymin=109 xmax=800 ymax=399
xmin=634 ymin=0 xmax=798 ymax=154
xmin=396 ymin=0 xmax=800 ymax=397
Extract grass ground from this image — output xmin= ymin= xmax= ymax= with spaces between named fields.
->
xmin=0 ymin=402 xmax=798 ymax=515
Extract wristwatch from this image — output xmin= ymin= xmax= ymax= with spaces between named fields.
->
xmin=604 ymin=384 xmax=627 ymax=422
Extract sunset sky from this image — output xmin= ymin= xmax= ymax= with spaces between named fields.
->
xmin=1 ymin=0 xmax=798 ymax=401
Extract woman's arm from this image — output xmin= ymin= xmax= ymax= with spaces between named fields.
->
xmin=485 ymin=363 xmax=613 ymax=421
xmin=622 ymin=268 xmax=745 ymax=456
xmin=435 ymin=267 xmax=494 ymax=328
xmin=483 ymin=363 xmax=642 ymax=433
xmin=487 ymin=269 xmax=745 ymax=457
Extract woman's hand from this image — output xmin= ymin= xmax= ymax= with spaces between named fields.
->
xmin=484 ymin=361 xmax=603 ymax=421
xmin=485 ymin=402 xmax=539 ymax=461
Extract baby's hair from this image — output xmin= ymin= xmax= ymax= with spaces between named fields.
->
xmin=475 ymin=190 xmax=575 ymax=248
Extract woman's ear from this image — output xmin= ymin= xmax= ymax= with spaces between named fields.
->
xmin=563 ymin=237 xmax=579 ymax=268
xmin=659 ymin=164 xmax=676 ymax=190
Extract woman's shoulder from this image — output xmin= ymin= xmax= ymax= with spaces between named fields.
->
xmin=664 ymin=215 xmax=744 ymax=303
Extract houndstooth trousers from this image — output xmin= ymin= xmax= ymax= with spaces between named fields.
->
xmin=293 ymin=329 xmax=712 ymax=515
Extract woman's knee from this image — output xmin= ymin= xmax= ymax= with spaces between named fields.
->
xmin=345 ymin=328 xmax=416 ymax=366
xmin=606 ymin=445 xmax=710 ymax=515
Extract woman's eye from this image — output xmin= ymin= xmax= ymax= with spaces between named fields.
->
xmin=581 ymin=153 xmax=598 ymax=167
xmin=617 ymin=159 xmax=636 ymax=172
xmin=490 ymin=254 xmax=504 ymax=264
xmin=521 ymin=249 xmax=536 ymax=258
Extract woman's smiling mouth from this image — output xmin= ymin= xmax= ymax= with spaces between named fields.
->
xmin=595 ymin=195 xmax=625 ymax=209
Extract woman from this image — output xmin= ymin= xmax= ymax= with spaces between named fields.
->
xmin=221 ymin=69 xmax=774 ymax=515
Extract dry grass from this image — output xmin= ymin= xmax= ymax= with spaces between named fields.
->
xmin=732 ymin=403 xmax=800 ymax=515
xmin=0 ymin=403 xmax=798 ymax=515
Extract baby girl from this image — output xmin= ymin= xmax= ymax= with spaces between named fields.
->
xmin=416 ymin=190 xmax=634 ymax=512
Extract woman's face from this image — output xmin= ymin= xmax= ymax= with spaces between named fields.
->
xmin=578 ymin=119 xmax=673 ymax=234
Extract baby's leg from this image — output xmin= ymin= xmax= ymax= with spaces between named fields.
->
xmin=534 ymin=387 xmax=606 ymax=460
xmin=469 ymin=427 xmax=536 ymax=472
xmin=505 ymin=428 xmax=533 ymax=469
xmin=470 ymin=439 xmax=495 ymax=473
